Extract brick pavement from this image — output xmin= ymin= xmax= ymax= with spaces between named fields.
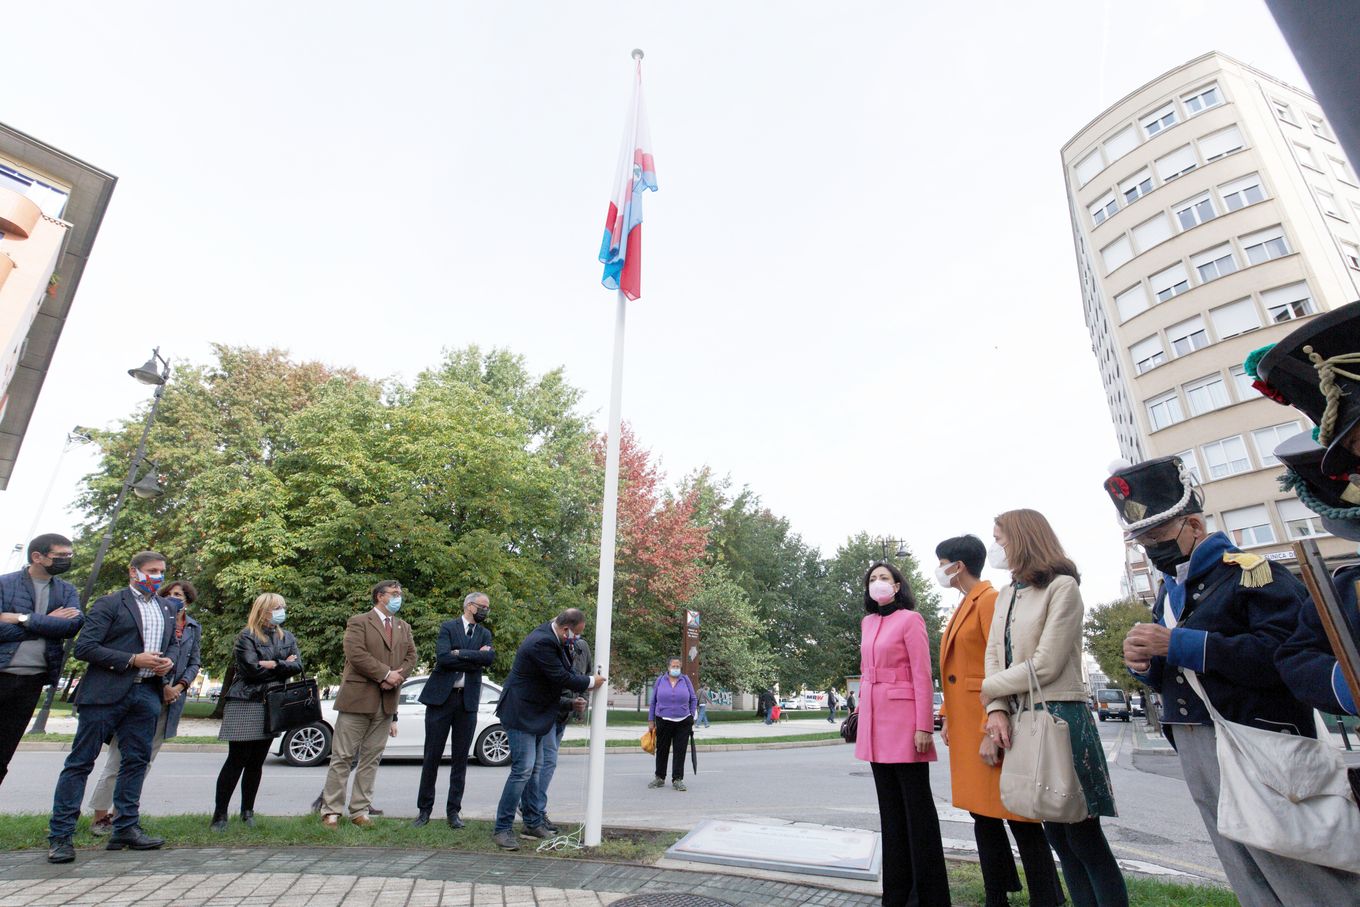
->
xmin=0 ymin=847 xmax=882 ymax=907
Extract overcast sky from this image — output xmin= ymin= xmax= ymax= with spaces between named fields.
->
xmin=0 ymin=2 xmax=1312 ymax=605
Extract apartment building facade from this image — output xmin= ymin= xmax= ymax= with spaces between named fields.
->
xmin=0 ymin=123 xmax=115 ymax=488
xmin=1063 ymin=52 xmax=1360 ymax=592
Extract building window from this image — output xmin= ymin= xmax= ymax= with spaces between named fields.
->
xmin=1131 ymin=335 xmax=1167 ymax=374
xmin=1203 ymin=514 xmax=1220 ymax=534
xmin=1241 ymin=226 xmax=1291 ymax=265
xmin=1133 ymin=213 xmax=1173 ymax=251
xmin=1104 ymin=125 xmax=1139 ymax=163
xmin=1142 ymin=102 xmax=1178 ymax=138
xmin=1307 ymin=113 xmax=1333 ymax=141
xmin=1202 ymin=436 xmax=1252 ymax=480
xmin=1147 ymin=391 xmax=1185 ymax=431
xmin=1340 ymin=239 xmax=1360 ymax=270
xmin=1252 ymin=421 xmax=1300 ymax=467
xmin=1101 ymin=235 xmax=1134 ymax=272
xmin=1115 ymin=283 xmax=1150 ymax=322
xmin=1199 ymin=125 xmax=1244 ymax=162
xmin=1132 ymin=573 xmax=1152 ymax=593
xmin=1176 ymin=192 xmax=1216 ymax=230
xmin=1219 ymin=173 xmax=1266 ymax=211
xmin=1273 ymin=99 xmax=1297 ymax=124
xmin=1156 ymin=145 xmax=1198 ymax=182
xmin=1150 ymin=263 xmax=1191 ymax=302
xmin=1184 ymin=374 xmax=1230 ymax=416
xmin=1278 ymin=498 xmax=1327 ymax=539
xmin=1224 ymin=504 xmax=1276 ymax=547
xmin=1328 ymin=156 xmax=1357 ymax=184
xmin=1173 ymin=449 xmax=1203 ymax=483
xmin=1261 ymin=282 xmax=1316 ymax=323
xmin=1182 ymin=84 xmax=1223 ymax=115
xmin=1090 ymin=192 xmax=1119 ymax=226
xmin=1209 ymin=297 xmax=1262 ymax=340
xmin=1317 ymin=187 xmax=1345 ymax=219
xmin=1168 ymin=315 xmax=1209 ymax=357
xmin=1295 ymin=142 xmax=1323 ymax=171
xmin=1230 ymin=364 xmax=1255 ymax=400
xmin=1075 ymin=150 xmax=1103 ymax=187
xmin=1192 ymin=243 xmax=1238 ymax=282
xmin=1121 ymin=168 xmax=1153 ymax=204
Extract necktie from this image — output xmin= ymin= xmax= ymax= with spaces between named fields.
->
xmin=383 ymin=617 xmax=392 ymax=646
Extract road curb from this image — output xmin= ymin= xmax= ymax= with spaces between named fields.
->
xmin=18 ymin=738 xmax=847 ymax=755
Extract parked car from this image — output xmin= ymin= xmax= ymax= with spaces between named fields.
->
xmin=1096 ymin=688 xmax=1131 ymax=722
xmin=779 ymin=697 xmax=803 ymax=710
xmin=933 ymin=692 xmax=944 ymax=730
xmin=276 ymin=676 xmax=509 ymax=768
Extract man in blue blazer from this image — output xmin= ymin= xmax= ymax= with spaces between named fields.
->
xmin=0 ymin=533 xmax=82 ymax=790
xmin=46 ymin=551 xmax=180 ymax=864
xmin=413 ymin=591 xmax=495 ymax=829
xmin=491 ymin=608 xmax=605 ymax=850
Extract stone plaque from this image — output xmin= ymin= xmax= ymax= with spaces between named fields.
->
xmin=666 ymin=817 xmax=881 ymax=881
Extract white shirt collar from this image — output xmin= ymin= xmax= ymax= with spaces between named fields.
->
xmin=372 ymin=606 xmax=391 ymax=622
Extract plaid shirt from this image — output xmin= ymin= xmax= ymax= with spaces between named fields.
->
xmin=130 ymin=586 xmax=165 ymax=678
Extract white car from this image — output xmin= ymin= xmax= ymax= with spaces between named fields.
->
xmin=276 ymin=676 xmax=510 ymax=768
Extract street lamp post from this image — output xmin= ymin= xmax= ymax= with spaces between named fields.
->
xmin=874 ymin=536 xmax=908 ymax=562
xmin=27 ymin=349 xmax=170 ymax=735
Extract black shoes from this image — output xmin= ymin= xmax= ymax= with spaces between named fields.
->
xmin=520 ymin=824 xmax=552 ymax=839
xmin=240 ymin=810 xmax=256 ymax=828
xmin=106 ymin=826 xmax=164 ymax=851
xmin=47 ymin=838 xmax=74 ymax=864
xmin=541 ymin=818 xmax=560 ymax=834
xmin=447 ymin=813 xmax=464 ymax=829
xmin=412 ymin=810 xmax=431 ymax=828
xmin=210 ymin=812 xmax=228 ymax=832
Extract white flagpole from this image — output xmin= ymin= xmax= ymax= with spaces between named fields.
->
xmin=584 ymin=289 xmax=627 ymax=847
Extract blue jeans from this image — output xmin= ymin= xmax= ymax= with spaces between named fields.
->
xmin=696 ymin=703 xmax=709 ymax=727
xmin=50 ymin=681 xmax=161 ymax=840
xmin=526 ymin=721 xmax=567 ymax=823
xmin=495 ymin=727 xmax=546 ymax=833
xmin=828 ymin=704 xmax=839 ymax=722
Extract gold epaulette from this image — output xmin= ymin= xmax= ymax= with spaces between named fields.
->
xmin=1222 ymin=552 xmax=1272 ymax=588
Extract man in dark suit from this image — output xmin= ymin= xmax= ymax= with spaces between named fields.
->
xmin=46 ymin=551 xmax=179 ymax=864
xmin=491 ymin=608 xmax=605 ymax=850
xmin=413 ymin=591 xmax=495 ymax=829
xmin=0 ymin=533 xmax=82 ymax=789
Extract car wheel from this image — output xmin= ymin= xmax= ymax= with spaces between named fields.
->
xmin=283 ymin=723 xmax=332 ymax=767
xmin=475 ymin=725 xmax=511 ymax=767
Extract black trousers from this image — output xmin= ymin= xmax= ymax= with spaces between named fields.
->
xmin=214 ymin=738 xmax=272 ymax=814
xmin=972 ymin=813 xmax=1064 ymax=907
xmin=1044 ymin=818 xmax=1128 ymax=907
xmin=654 ymin=716 xmax=692 ymax=781
xmin=870 ymin=762 xmax=951 ymax=907
xmin=0 ymin=674 xmax=46 ymax=788
xmin=417 ymin=696 xmax=478 ymax=815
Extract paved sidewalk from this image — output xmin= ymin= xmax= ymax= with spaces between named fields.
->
xmin=0 ymin=846 xmax=880 ymax=907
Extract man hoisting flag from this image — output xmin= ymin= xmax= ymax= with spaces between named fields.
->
xmin=583 ymin=49 xmax=657 ymax=848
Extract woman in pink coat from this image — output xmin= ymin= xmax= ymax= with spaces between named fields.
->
xmin=857 ymin=561 xmax=951 ymax=907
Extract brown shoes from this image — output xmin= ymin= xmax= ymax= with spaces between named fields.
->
xmin=321 ymin=814 xmax=340 ymax=829
xmin=351 ymin=814 xmax=374 ymax=828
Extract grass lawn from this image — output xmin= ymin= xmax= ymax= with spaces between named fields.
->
xmin=560 ymin=731 xmax=842 ymax=748
xmin=33 ymin=700 xmax=219 ymax=719
xmin=945 ymin=863 xmax=1239 ymax=907
xmin=605 ymin=709 xmax=837 ymax=724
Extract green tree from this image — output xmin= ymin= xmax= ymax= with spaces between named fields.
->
xmin=1084 ymin=598 xmax=1155 ymax=695
xmin=684 ymin=566 xmax=776 ymax=694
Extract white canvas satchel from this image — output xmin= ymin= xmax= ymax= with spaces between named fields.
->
xmin=1183 ymin=669 xmax=1360 ymax=872
xmin=999 ymin=661 xmax=1088 ymax=823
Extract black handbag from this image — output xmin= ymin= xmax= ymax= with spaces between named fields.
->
xmin=264 ymin=677 xmax=322 ymax=734
xmin=840 ymin=710 xmax=858 ymax=743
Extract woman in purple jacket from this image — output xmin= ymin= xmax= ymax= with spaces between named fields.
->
xmin=647 ymin=657 xmax=698 ymax=791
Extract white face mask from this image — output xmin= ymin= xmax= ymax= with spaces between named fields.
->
xmin=987 ymin=542 xmax=1010 ymax=571
xmin=934 ymin=563 xmax=959 ymax=589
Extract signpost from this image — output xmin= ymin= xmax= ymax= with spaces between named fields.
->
xmin=682 ymin=609 xmax=700 ymax=690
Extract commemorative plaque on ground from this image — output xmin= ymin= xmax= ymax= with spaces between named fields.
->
xmin=666 ymin=817 xmax=882 ymax=881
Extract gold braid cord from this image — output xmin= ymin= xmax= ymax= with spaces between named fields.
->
xmin=1304 ymin=345 xmax=1360 ymax=444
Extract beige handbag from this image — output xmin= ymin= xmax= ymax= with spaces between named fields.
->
xmin=999 ymin=661 xmax=1088 ymax=823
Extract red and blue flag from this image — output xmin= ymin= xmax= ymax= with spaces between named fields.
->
xmin=599 ymin=58 xmax=657 ymax=301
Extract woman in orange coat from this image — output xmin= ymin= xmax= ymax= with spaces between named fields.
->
xmin=936 ymin=535 xmax=1062 ymax=907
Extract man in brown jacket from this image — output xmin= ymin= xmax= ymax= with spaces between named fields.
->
xmin=320 ymin=580 xmax=418 ymax=827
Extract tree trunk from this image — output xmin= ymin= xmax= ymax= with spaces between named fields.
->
xmin=211 ymin=664 xmax=236 ymax=720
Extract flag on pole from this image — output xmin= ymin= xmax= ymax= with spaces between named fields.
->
xmin=599 ymin=56 xmax=657 ymax=301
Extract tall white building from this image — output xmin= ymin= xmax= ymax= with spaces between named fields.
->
xmin=1063 ymin=52 xmax=1360 ymax=584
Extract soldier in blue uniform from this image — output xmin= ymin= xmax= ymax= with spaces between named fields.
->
xmin=1106 ymin=456 xmax=1358 ymax=906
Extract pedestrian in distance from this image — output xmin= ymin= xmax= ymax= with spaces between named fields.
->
xmin=695 ymin=683 xmax=711 ymax=728
xmin=857 ymin=561 xmax=952 ymax=907
xmin=413 ymin=591 xmax=495 ymax=830
xmin=0 ymin=533 xmax=82 ymax=790
xmin=647 ymin=657 xmax=697 ymax=791
xmin=826 ymin=685 xmax=839 ymax=723
xmin=89 ymin=579 xmax=202 ymax=835
xmin=212 ymin=592 xmax=302 ymax=831
xmin=759 ymin=689 xmax=776 ymax=725
xmin=845 ymin=688 xmax=856 ymax=712
xmin=46 ymin=551 xmax=179 ymax=864
xmin=983 ymin=511 xmax=1126 ymax=907
xmin=935 ymin=534 xmax=1062 ymax=907
xmin=319 ymin=580 xmax=417 ymax=828
xmin=528 ymin=625 xmax=591 ymax=833
xmin=491 ymin=608 xmax=606 ymax=851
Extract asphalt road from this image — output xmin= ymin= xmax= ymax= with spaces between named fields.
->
xmin=2 ymin=720 xmax=1228 ymax=884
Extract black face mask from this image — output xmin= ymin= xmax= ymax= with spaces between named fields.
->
xmin=1145 ymin=538 xmax=1190 ymax=575
xmin=472 ymin=607 xmax=489 ymax=623
xmin=44 ymin=557 xmax=73 ymax=576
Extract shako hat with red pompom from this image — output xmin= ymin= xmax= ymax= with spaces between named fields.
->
xmin=1104 ymin=456 xmax=1202 ymax=540
xmin=1273 ymin=430 xmax=1360 ymax=541
xmin=1250 ymin=299 xmax=1360 ymax=476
